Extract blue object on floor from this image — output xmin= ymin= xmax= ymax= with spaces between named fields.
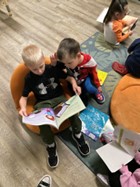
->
xmin=80 ymin=105 xmax=109 ymax=138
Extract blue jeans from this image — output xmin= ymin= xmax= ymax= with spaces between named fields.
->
xmin=83 ymin=76 xmax=98 ymax=95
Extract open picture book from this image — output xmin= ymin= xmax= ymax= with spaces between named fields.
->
xmin=96 ymin=125 xmax=140 ymax=173
xmin=122 ymin=15 xmax=138 ymax=34
xmin=22 ymin=94 xmax=85 ymax=129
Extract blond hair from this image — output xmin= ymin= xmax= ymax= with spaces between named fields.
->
xmin=22 ymin=44 xmax=43 ymax=67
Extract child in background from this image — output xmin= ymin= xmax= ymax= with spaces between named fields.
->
xmin=56 ymin=38 xmax=105 ymax=105
xmin=19 ymin=44 xmax=90 ymax=168
xmin=103 ymin=0 xmax=137 ymax=45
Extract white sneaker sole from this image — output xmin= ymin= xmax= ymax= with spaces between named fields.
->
xmin=37 ymin=175 xmax=52 ymax=187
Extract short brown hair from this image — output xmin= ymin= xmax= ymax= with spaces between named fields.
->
xmin=57 ymin=38 xmax=81 ymax=61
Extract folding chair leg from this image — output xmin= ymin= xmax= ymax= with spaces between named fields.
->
xmin=5 ymin=4 xmax=12 ymax=16
xmin=2 ymin=0 xmax=12 ymax=16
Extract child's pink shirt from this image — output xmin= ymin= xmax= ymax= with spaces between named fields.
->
xmin=120 ymin=167 xmax=140 ymax=187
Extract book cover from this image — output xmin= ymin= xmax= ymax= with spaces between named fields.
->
xmin=80 ymin=105 xmax=109 ymax=140
xmin=22 ymin=94 xmax=86 ymax=129
xmin=122 ymin=15 xmax=138 ymax=34
xmin=97 ymin=69 xmax=108 ymax=85
xmin=96 ymin=125 xmax=140 ymax=173
xmin=96 ymin=7 xmax=108 ymax=23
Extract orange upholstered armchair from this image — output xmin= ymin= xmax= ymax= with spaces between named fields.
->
xmin=10 ymin=57 xmax=71 ymax=134
xmin=110 ymin=74 xmax=140 ymax=133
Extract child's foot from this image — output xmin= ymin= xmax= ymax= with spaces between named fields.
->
xmin=72 ymin=133 xmax=90 ymax=156
xmin=94 ymin=92 xmax=105 ymax=104
xmin=112 ymin=61 xmax=128 ymax=75
xmin=37 ymin=175 xmax=52 ymax=187
xmin=46 ymin=143 xmax=59 ymax=168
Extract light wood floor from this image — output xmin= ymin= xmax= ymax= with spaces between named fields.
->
xmin=0 ymin=0 xmax=140 ymax=187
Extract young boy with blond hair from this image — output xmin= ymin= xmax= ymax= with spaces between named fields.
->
xmin=56 ymin=38 xmax=105 ymax=105
xmin=19 ymin=44 xmax=90 ymax=168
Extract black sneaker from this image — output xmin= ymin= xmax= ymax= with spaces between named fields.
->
xmin=46 ymin=143 xmax=59 ymax=168
xmin=72 ymin=133 xmax=90 ymax=156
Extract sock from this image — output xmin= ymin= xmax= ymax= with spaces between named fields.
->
xmin=47 ymin=142 xmax=55 ymax=148
xmin=75 ymin=132 xmax=82 ymax=138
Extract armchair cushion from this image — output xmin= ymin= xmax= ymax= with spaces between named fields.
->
xmin=110 ymin=74 xmax=140 ymax=133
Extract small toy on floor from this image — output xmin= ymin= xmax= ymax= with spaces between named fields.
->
xmin=100 ymin=132 xmax=114 ymax=144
